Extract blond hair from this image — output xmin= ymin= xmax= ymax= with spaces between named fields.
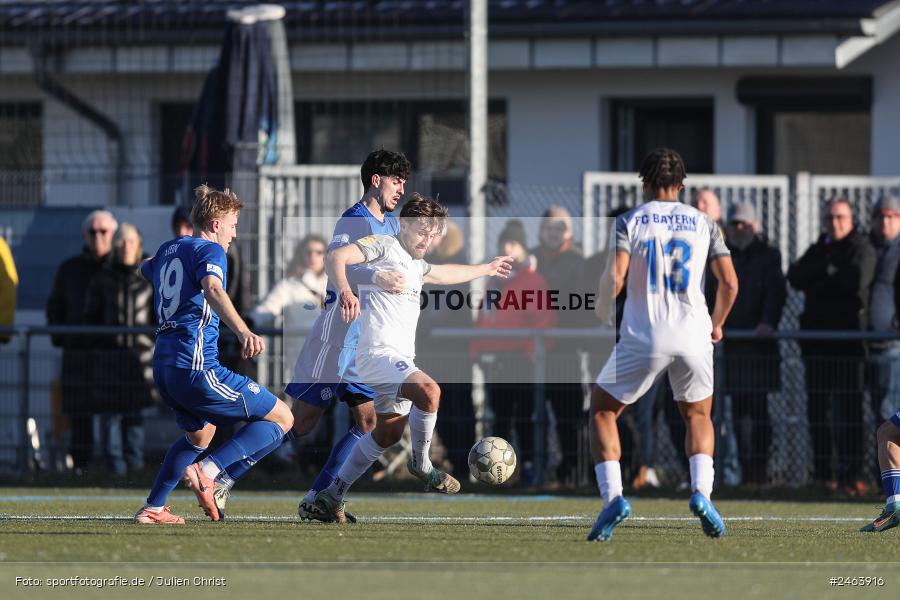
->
xmin=190 ymin=184 xmax=245 ymax=228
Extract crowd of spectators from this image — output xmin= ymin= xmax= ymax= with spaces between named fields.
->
xmin=36 ymin=192 xmax=900 ymax=490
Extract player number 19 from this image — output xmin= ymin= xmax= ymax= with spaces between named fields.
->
xmin=157 ymin=257 xmax=184 ymax=321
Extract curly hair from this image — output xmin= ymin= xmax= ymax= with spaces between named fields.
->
xmin=360 ymin=149 xmax=411 ymax=189
xmin=638 ymin=148 xmax=686 ymax=193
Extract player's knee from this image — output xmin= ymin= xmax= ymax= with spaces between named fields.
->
xmin=373 ymin=425 xmax=402 ymax=448
xmin=418 ymin=382 xmax=441 ymax=412
xmin=355 ymin=411 xmax=377 ymax=433
xmin=291 ymin=402 xmax=322 ymax=437
xmin=877 ymin=421 xmax=899 ymax=444
xmin=269 ymin=400 xmax=294 ymax=433
xmin=293 ymin=412 xmax=317 ymax=436
xmin=187 ymin=423 xmax=216 ymax=448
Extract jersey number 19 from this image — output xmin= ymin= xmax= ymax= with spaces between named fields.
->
xmin=157 ymin=258 xmax=184 ymax=321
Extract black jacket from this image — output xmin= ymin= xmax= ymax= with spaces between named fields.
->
xmin=83 ymin=257 xmax=156 ymax=350
xmin=787 ymin=229 xmax=876 ymax=331
xmin=725 ymin=237 xmax=786 ymax=332
xmin=83 ymin=258 xmax=158 ymax=412
xmin=46 ymin=247 xmax=110 ymax=349
xmin=721 ymin=237 xmax=787 ymax=391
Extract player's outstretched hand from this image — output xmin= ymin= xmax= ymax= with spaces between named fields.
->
xmin=374 ymin=270 xmax=406 ymax=294
xmin=711 ymin=325 xmax=724 ymax=344
xmin=339 ymin=289 xmax=360 ymax=323
xmin=487 ymin=256 xmax=514 ymax=279
xmin=239 ymin=330 xmax=266 ymax=359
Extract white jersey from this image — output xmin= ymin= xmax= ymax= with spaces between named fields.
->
xmin=614 ymin=200 xmax=730 ymax=357
xmin=354 ymin=234 xmax=431 ymax=358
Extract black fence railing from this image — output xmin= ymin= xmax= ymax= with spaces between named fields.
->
xmin=1 ymin=325 xmax=897 ymax=492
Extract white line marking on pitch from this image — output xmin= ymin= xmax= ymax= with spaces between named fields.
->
xmin=0 ymin=515 xmax=867 ymax=523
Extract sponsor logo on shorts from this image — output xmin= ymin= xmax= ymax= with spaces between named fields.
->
xmin=320 ymin=387 xmax=334 ymax=401
xmin=247 ymin=382 xmax=260 ymax=394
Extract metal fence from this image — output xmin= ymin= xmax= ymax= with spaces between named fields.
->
xmin=1 ymin=324 xmax=896 ymax=492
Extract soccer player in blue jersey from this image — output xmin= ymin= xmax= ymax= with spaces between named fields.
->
xmin=208 ymin=149 xmax=410 ymax=522
xmin=133 ymin=185 xmax=294 ymax=524
xmin=860 ymin=414 xmax=900 ymax=532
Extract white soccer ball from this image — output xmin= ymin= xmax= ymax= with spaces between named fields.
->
xmin=468 ymin=437 xmax=516 ymax=485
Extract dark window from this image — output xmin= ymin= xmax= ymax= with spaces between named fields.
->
xmin=611 ymin=98 xmax=714 ymax=174
xmin=296 ymin=100 xmax=507 ymax=205
xmin=158 ymin=103 xmax=194 ymax=205
xmin=0 ymin=103 xmax=42 ymax=207
xmin=738 ymin=76 xmax=872 ymax=174
xmin=768 ymin=111 xmax=869 ymax=175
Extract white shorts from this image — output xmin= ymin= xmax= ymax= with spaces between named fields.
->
xmin=356 ymin=349 xmax=420 ymax=416
xmin=595 ymin=345 xmax=713 ymax=404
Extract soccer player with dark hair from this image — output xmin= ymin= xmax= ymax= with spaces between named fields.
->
xmin=210 ymin=149 xmax=412 ymax=522
xmin=312 ymin=195 xmax=513 ymax=522
xmin=588 ymin=148 xmax=738 ymax=541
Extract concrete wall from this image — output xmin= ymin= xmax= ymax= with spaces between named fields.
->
xmin=846 ymin=33 xmax=900 ymax=177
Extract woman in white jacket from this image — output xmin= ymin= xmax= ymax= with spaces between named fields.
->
xmin=252 ymin=234 xmax=328 ymax=369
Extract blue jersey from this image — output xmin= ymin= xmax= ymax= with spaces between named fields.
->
xmin=142 ymin=236 xmax=229 ymax=370
xmin=316 ymin=202 xmax=399 ymax=349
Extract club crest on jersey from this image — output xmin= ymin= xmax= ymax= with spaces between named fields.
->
xmin=247 ymin=382 xmax=260 ymax=394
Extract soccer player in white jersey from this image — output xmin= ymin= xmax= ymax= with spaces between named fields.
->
xmin=312 ymin=194 xmax=513 ymax=522
xmin=588 ymin=148 xmax=738 ymax=542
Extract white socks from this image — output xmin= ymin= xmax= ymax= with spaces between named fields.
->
xmin=200 ymin=457 xmax=222 ymax=480
xmin=689 ymin=454 xmax=715 ymax=499
xmin=888 ymin=494 xmax=900 ymax=505
xmin=327 ymin=433 xmax=386 ymax=501
xmin=594 ymin=461 xmax=623 ymax=507
xmin=408 ymin=406 xmax=438 ymax=474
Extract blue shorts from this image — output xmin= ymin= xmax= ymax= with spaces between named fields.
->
xmin=891 ymin=411 xmax=900 ymax=428
xmin=153 ymin=364 xmax=278 ymax=432
xmin=285 ymin=340 xmax=373 ymax=409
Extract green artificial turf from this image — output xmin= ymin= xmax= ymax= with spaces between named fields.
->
xmin=0 ymin=488 xmax=896 ymax=599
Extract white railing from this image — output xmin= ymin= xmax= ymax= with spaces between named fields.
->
xmin=582 ymin=171 xmax=791 ymax=268
xmin=805 ymin=174 xmax=900 ymax=250
xmin=256 ymin=164 xmax=361 ymax=299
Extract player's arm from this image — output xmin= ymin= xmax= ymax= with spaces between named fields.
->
xmin=709 ymin=255 xmax=739 ymax=343
xmin=595 ymin=250 xmax=629 ymax=323
xmin=201 ymin=275 xmax=265 ymax=359
xmin=424 ymin=256 xmax=513 ymax=285
xmin=326 ymin=243 xmax=368 ymax=323
xmin=332 ymin=216 xmax=405 ymax=293
xmin=138 ymin=257 xmax=152 ymax=282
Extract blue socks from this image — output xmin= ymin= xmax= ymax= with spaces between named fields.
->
xmin=310 ymin=426 xmax=365 ymax=496
xmin=206 ymin=421 xmax=285 ymax=474
xmin=146 ymin=435 xmax=206 ymax=507
xmin=219 ymin=429 xmax=296 ymax=482
xmin=882 ymin=469 xmax=900 ymax=504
